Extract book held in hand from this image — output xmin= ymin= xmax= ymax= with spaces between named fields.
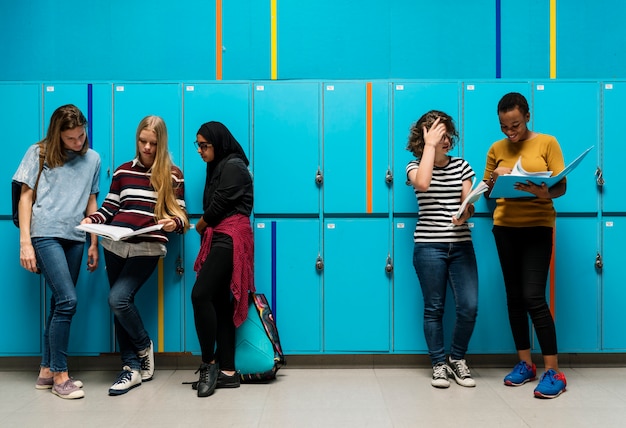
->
xmin=455 ymin=180 xmax=489 ymax=219
xmin=489 ymin=146 xmax=593 ymax=199
xmin=76 ymin=223 xmax=164 ymax=241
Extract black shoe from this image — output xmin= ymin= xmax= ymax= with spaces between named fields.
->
xmin=195 ymin=363 xmax=218 ymax=397
xmin=216 ymin=371 xmax=241 ymax=389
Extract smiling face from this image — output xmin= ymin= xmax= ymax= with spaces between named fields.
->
xmin=61 ymin=126 xmax=87 ymax=151
xmin=137 ymin=129 xmax=158 ymax=167
xmin=499 ymin=107 xmax=531 ymax=143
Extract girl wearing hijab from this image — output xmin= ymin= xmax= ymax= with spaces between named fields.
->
xmin=190 ymin=121 xmax=254 ymax=397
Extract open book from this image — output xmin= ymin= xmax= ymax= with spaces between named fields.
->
xmin=489 ymin=146 xmax=593 ymax=199
xmin=455 ymin=179 xmax=489 ymax=219
xmin=76 ymin=223 xmax=164 ymax=241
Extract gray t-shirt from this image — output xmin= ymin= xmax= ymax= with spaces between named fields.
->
xmin=13 ymin=143 xmax=101 ymax=242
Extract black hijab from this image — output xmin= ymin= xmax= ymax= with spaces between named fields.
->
xmin=196 ymin=121 xmax=249 ymax=178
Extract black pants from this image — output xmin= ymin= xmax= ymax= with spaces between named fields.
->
xmin=492 ymin=225 xmax=558 ymax=355
xmin=191 ymin=246 xmax=235 ymax=370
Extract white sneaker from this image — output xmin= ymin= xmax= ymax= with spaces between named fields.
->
xmin=447 ymin=357 xmax=476 ymax=387
xmin=108 ymin=366 xmax=141 ymax=396
xmin=431 ymin=362 xmax=450 ymax=388
xmin=138 ymin=340 xmax=154 ymax=382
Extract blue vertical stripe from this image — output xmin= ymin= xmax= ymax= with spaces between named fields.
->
xmin=271 ymin=221 xmax=277 ymax=318
xmin=87 ymin=83 xmax=93 ymax=147
xmin=495 ymin=0 xmax=501 ymax=78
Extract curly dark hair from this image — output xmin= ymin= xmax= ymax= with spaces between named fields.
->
xmin=406 ymin=110 xmax=458 ymax=158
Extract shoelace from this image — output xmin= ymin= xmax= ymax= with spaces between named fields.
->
xmin=433 ymin=364 xmax=448 ymax=378
xmin=115 ymin=370 xmax=133 ymax=385
xmin=453 ymin=360 xmax=471 ymax=378
xmin=195 ymin=365 xmax=210 ymax=384
xmin=140 ymin=355 xmax=151 ymax=371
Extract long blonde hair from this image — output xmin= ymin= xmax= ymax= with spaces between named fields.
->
xmin=135 ymin=116 xmax=189 ymax=230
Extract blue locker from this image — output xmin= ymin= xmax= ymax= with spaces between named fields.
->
xmin=254 ymin=219 xmax=322 ymax=353
xmin=462 ymin=81 xmax=532 ymax=215
xmin=392 ymin=216 xmax=427 ymax=352
xmin=183 ymin=219 xmax=202 ymax=353
xmin=467 ymin=217 xmax=516 ymax=354
xmin=0 ymin=225 xmax=43 ymax=355
xmin=182 ymin=83 xmax=252 ymax=215
xmin=601 ymin=82 xmax=626 ymax=213
xmin=323 ymin=82 xmax=390 ymax=214
xmin=43 ymin=83 xmax=114 ymax=354
xmin=252 ymin=82 xmax=320 ymax=215
xmin=391 ymin=82 xmax=460 ymax=215
xmin=533 ymin=82 xmax=599 ymax=213
xmin=324 ymin=218 xmax=390 ymax=352
xmin=112 ymin=83 xmax=183 ymax=166
xmin=111 ymin=83 xmax=185 ymax=352
xmin=2 ymin=83 xmax=41 ymax=215
xmin=553 ymin=217 xmax=599 ymax=352
xmin=602 ymin=217 xmax=626 ymax=349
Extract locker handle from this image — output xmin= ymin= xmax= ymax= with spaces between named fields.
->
xmin=385 ymin=255 xmax=393 ymax=274
xmin=595 ymin=253 xmax=603 ymax=270
xmin=315 ymin=255 xmax=324 ymax=271
xmin=595 ymin=167 xmax=604 ymax=186
xmin=315 ymin=168 xmax=323 ymax=185
xmin=176 ymin=256 xmax=184 ymax=276
xmin=385 ymin=169 xmax=393 ymax=185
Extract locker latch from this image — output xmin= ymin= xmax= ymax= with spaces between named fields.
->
xmin=176 ymin=256 xmax=184 ymax=275
xmin=385 ymin=255 xmax=393 ymax=274
xmin=315 ymin=168 xmax=324 ymax=185
xmin=315 ymin=255 xmax=324 ymax=271
xmin=595 ymin=167 xmax=604 ymax=186
xmin=385 ymin=168 xmax=393 ymax=184
xmin=595 ymin=253 xmax=603 ymax=270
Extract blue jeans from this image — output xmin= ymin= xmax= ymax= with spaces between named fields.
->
xmin=32 ymin=237 xmax=84 ymax=373
xmin=412 ymin=241 xmax=478 ymax=365
xmin=104 ymin=250 xmax=159 ymax=370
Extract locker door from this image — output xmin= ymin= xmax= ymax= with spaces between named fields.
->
xmin=392 ymin=82 xmax=460 ymax=215
xmin=254 ymin=219 xmax=322 ymax=353
xmin=602 ymin=217 xmax=626 ymax=349
xmin=323 ymin=82 xmax=390 ymax=214
xmin=324 ymin=218 xmax=390 ymax=351
xmin=553 ymin=218 xmax=599 ymax=352
xmin=183 ymin=83 xmax=251 ymax=215
xmin=43 ymin=83 xmax=114 ymax=355
xmin=601 ymin=82 xmax=626 ymax=213
xmin=0 ymin=83 xmax=42 ymax=355
xmin=392 ymin=217 xmax=427 ymax=352
xmin=533 ymin=82 xmax=599 ymax=213
xmin=253 ymin=82 xmax=320 ymax=215
xmin=111 ymin=83 xmax=185 ymax=352
xmin=463 ymin=82 xmax=532 ymax=215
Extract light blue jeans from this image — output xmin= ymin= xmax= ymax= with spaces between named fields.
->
xmin=413 ymin=241 xmax=478 ymax=365
xmin=32 ymin=237 xmax=84 ymax=373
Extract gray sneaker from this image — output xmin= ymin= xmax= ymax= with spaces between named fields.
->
xmin=36 ymin=376 xmax=83 ymax=390
xmin=109 ymin=366 xmax=141 ymax=396
xmin=431 ymin=362 xmax=450 ymax=388
xmin=447 ymin=357 xmax=476 ymax=387
xmin=138 ymin=340 xmax=154 ymax=382
xmin=51 ymin=379 xmax=85 ymax=399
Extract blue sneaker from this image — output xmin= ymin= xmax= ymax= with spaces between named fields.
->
xmin=504 ymin=361 xmax=536 ymax=386
xmin=533 ymin=369 xmax=567 ymax=399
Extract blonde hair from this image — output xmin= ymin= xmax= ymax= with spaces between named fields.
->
xmin=135 ymin=116 xmax=189 ymax=230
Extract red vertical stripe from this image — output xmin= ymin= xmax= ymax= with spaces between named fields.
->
xmin=216 ymin=0 xmax=223 ymax=80
xmin=366 ymin=82 xmax=373 ymax=213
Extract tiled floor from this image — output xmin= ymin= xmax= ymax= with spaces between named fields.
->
xmin=2 ymin=365 xmax=626 ymax=427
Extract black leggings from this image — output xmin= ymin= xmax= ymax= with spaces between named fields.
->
xmin=191 ymin=246 xmax=235 ymax=370
xmin=492 ymin=226 xmax=557 ymax=355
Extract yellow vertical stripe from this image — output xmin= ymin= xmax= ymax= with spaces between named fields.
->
xmin=271 ymin=0 xmax=278 ymax=79
xmin=550 ymin=0 xmax=557 ymax=79
xmin=157 ymin=259 xmax=164 ymax=352
xmin=365 ymin=82 xmax=373 ymax=213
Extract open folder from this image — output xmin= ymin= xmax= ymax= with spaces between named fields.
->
xmin=489 ymin=146 xmax=593 ymax=199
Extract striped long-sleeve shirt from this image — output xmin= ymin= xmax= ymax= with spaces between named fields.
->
xmin=406 ymin=157 xmax=475 ymax=243
xmin=89 ymin=158 xmax=186 ymax=243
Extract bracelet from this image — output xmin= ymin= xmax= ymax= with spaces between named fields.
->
xmin=489 ymin=172 xmax=495 ymax=183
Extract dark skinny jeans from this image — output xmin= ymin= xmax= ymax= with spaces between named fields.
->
xmin=492 ymin=225 xmax=558 ymax=355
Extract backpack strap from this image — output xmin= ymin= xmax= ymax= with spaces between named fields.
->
xmin=32 ymin=142 xmax=46 ymax=202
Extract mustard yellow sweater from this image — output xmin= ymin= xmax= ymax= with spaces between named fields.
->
xmin=483 ymin=133 xmax=565 ymax=227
